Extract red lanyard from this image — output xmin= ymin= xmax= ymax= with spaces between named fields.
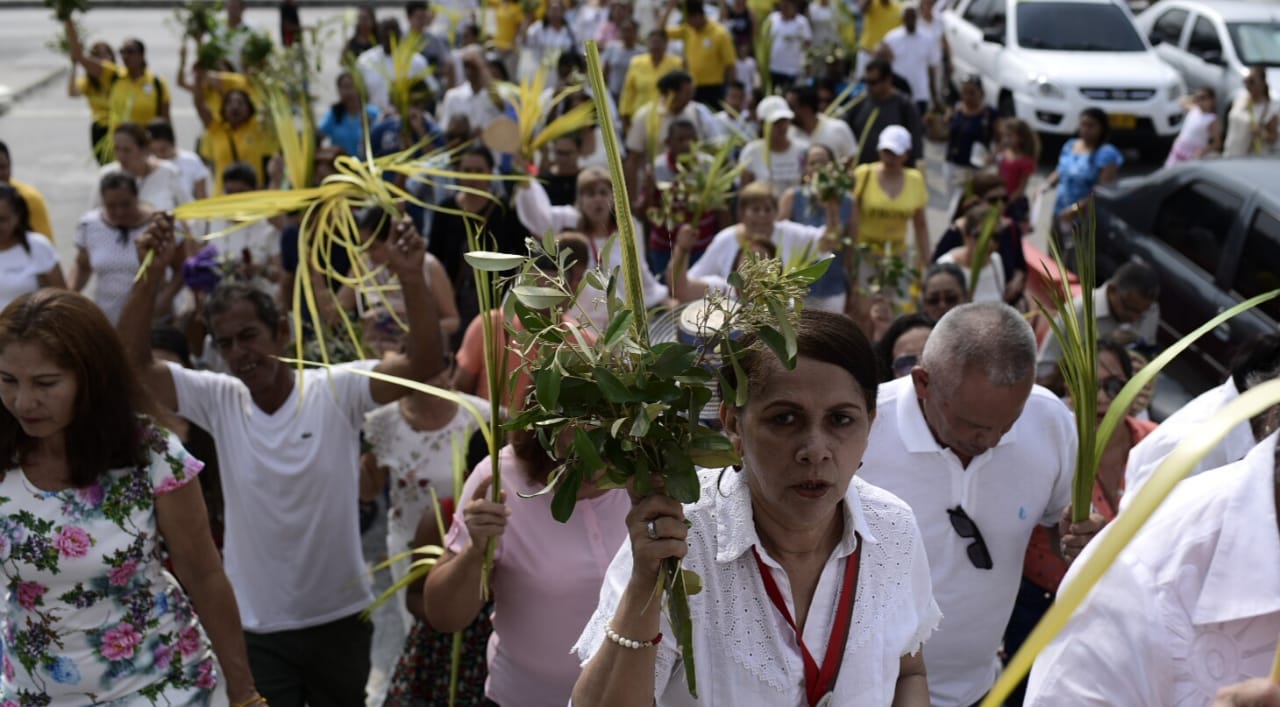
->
xmin=752 ymin=536 xmax=862 ymax=707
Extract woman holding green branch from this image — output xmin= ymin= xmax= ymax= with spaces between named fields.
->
xmin=572 ymin=309 xmax=939 ymax=706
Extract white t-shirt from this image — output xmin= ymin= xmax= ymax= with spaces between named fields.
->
xmin=525 ymin=21 xmax=576 ymax=64
xmin=858 ymin=376 xmax=1076 ymax=707
xmin=575 ymin=468 xmax=941 ymax=706
xmin=738 ymin=139 xmax=808 ymax=194
xmin=358 ymin=46 xmax=430 ymax=114
xmin=1174 ymin=105 xmax=1218 ymax=151
xmin=766 ymin=12 xmax=812 ymax=77
xmin=167 ymin=360 xmax=380 ymax=632
xmin=93 ymin=161 xmax=193 ymax=212
xmin=882 ymin=26 xmax=939 ymax=105
xmin=439 ymin=81 xmax=513 ymax=134
xmin=204 ymin=218 xmax=280 ymax=268
xmin=688 ymin=220 xmax=830 ymax=293
xmin=788 ymin=114 xmax=859 ymax=162
xmin=171 ymin=149 xmax=212 ymax=198
xmin=936 ymin=250 xmax=1005 ymax=304
xmin=0 ymin=233 xmax=58 ymax=309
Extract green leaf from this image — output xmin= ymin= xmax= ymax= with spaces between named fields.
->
xmin=513 ymin=285 xmax=569 ymax=310
xmin=663 ymin=449 xmax=700 ymax=503
xmin=464 ymin=251 xmax=527 ymax=272
xmin=786 ymin=255 xmax=832 ymax=283
xmin=593 ymin=367 xmax=637 ymax=403
xmin=767 ymin=299 xmax=798 ymax=363
xmin=681 ymin=568 xmax=704 ymax=596
xmin=756 ymin=326 xmax=790 ymax=366
xmin=534 ymin=366 xmax=562 ymax=409
xmin=665 ymin=559 xmax=698 ymax=698
xmin=726 ymin=271 xmax=745 ymax=292
xmin=603 ymin=309 xmax=635 ymax=349
xmin=573 ymin=428 xmax=606 ymax=472
xmin=551 ymin=467 xmax=583 ymax=522
xmin=728 ymin=350 xmax=749 ymax=407
xmin=630 ymin=409 xmax=652 ymax=438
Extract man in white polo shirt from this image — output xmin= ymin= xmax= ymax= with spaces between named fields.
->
xmin=118 ymin=213 xmax=446 ymax=706
xmin=859 ymin=302 xmax=1087 ymax=707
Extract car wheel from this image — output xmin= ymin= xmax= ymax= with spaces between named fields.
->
xmin=997 ymin=91 xmax=1015 ymax=118
xmin=1139 ymin=137 xmax=1174 ymax=165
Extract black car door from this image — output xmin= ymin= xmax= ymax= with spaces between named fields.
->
xmin=1222 ymin=205 xmax=1280 ymax=361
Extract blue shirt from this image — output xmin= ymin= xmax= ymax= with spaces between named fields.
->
xmin=1053 ymin=139 xmax=1123 ymax=216
xmin=319 ymin=104 xmax=381 ymax=158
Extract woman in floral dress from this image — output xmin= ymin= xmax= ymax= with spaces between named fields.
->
xmin=0 ymin=289 xmax=259 ymax=705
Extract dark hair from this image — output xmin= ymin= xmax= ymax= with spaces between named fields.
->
xmin=113 ymin=122 xmax=151 ymax=149
xmin=792 ymin=85 xmax=820 ymax=112
xmin=805 ymin=142 xmax=837 ymax=164
xmin=222 ymin=161 xmax=259 ymax=190
xmin=865 ymin=58 xmax=893 ymax=79
xmin=510 ymin=427 xmax=559 ymax=484
xmin=0 ymin=184 xmax=32 ymax=253
xmin=405 ymin=1 xmax=428 ymax=15
xmin=922 ymin=261 xmax=967 ymax=293
xmin=146 ymin=119 xmax=176 ymax=145
xmin=721 ymin=309 xmax=879 ymax=413
xmin=875 ymin=313 xmax=934 ymax=382
xmin=726 ymin=78 xmax=746 ymax=92
xmin=657 ymin=70 xmax=693 ymax=95
xmin=99 ymin=171 xmax=139 ymax=198
xmin=952 ymin=170 xmax=1006 ymax=221
xmin=332 ymin=71 xmax=357 ymax=120
xmin=684 ymin=0 xmax=706 ymax=17
xmin=557 ymin=50 xmax=586 ymax=74
xmin=358 ymin=207 xmax=395 ymax=241
xmin=151 ymin=325 xmax=192 ymax=367
xmin=461 ymin=143 xmax=495 ymax=170
xmin=221 ymin=89 xmax=257 ymax=123
xmin=203 ymin=282 xmax=283 ymax=333
xmin=122 ymin=38 xmax=146 ymax=57
xmin=667 ymin=117 xmax=697 ymax=140
xmin=1080 ymin=107 xmax=1110 ymax=143
xmin=961 ymin=203 xmax=996 ymax=239
xmin=0 ymin=140 xmax=9 ymax=162
xmin=1109 ymin=259 xmax=1159 ymax=299
xmin=0 ymin=290 xmax=153 ymax=487
xmin=1097 ymin=336 xmax=1134 ymax=380
xmin=1231 ymin=334 xmax=1280 ymax=392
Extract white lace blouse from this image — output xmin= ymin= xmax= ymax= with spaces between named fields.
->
xmin=574 ymin=468 xmax=941 ymax=706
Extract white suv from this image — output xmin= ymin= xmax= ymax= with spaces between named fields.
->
xmin=943 ymin=0 xmax=1187 ymax=153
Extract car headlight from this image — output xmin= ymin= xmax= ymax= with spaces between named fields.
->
xmin=1030 ymin=76 xmax=1065 ymax=99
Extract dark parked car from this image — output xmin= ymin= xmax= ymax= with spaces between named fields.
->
xmin=1095 ymin=156 xmax=1280 ymax=402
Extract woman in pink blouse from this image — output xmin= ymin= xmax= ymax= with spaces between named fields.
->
xmin=423 ymin=428 xmax=631 ymax=707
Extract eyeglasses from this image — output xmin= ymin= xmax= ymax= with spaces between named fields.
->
xmin=947 ymin=505 xmax=994 ymax=570
xmin=1100 ymin=376 xmax=1127 ymax=398
xmin=923 ymin=292 xmax=962 ymax=307
xmin=891 ymin=354 xmax=918 ymax=378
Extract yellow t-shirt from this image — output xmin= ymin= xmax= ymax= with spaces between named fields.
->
xmin=76 ymin=60 xmax=122 ymax=124
xmin=198 ymin=118 xmax=279 ymax=195
xmin=108 ymin=70 xmax=169 ymax=125
xmin=853 ymin=163 xmax=926 ymax=254
xmin=619 ymin=53 xmax=685 ymax=118
xmin=493 ymin=2 xmax=526 ymax=51
xmin=10 ymin=179 xmax=54 ymax=244
xmin=860 ymin=0 xmax=903 ymax=51
xmin=668 ymin=21 xmax=736 ymax=88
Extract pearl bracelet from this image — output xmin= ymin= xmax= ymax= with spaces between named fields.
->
xmin=605 ymin=624 xmax=663 ymax=650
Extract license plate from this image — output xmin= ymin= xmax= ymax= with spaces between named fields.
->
xmin=1110 ymin=113 xmax=1138 ymax=130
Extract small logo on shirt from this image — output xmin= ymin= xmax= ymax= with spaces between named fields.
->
xmin=1018 ymin=506 xmax=1027 ymax=520
xmin=301 ymin=432 xmax=313 ymax=440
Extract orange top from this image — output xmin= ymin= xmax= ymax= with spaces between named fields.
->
xmin=1022 ymin=416 xmax=1158 ymax=593
xmin=455 ymin=310 xmax=594 ymax=413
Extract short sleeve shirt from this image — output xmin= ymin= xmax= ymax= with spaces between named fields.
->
xmin=853 ymin=164 xmax=928 ymax=254
xmin=1052 ymin=140 xmax=1123 ymax=215
xmin=0 ymin=233 xmax=58 ymax=309
xmin=0 ymin=422 xmax=219 ymax=702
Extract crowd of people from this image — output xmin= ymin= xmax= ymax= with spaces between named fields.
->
xmin=1 ymin=0 xmax=1279 ymax=705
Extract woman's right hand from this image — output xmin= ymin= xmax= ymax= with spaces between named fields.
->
xmin=625 ymin=486 xmax=688 ymax=592
xmin=136 ymin=212 xmax=176 ymax=277
xmin=461 ymin=476 xmax=510 ymax=553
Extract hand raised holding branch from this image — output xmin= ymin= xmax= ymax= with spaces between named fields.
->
xmin=134 ymin=212 xmax=176 ymax=282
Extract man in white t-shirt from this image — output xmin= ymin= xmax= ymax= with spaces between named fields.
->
xmin=439 ymin=44 xmax=513 ymax=136
xmin=786 ymin=84 xmax=858 ymax=162
xmin=766 ymin=0 xmax=812 ymax=90
xmin=859 ymin=302 xmax=1100 ymax=707
xmin=118 ymin=214 xmax=447 ymax=707
xmin=358 ymin=18 xmax=431 ymax=114
xmin=880 ymin=3 xmax=940 ymax=115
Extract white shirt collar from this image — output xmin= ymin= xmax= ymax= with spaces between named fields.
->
xmin=713 ymin=466 xmax=877 ymax=565
xmin=1193 ymin=432 xmax=1280 ymax=625
xmin=891 ymin=376 xmax=1020 ymax=456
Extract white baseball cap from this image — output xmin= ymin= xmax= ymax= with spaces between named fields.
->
xmin=877 ymin=124 xmax=913 ymax=156
xmin=756 ymin=95 xmax=795 ymax=124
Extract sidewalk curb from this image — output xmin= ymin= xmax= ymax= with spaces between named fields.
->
xmin=0 ymin=65 xmax=68 ymax=117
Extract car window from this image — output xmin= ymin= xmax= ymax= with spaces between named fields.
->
xmin=962 ymin=0 xmax=999 ymax=26
xmin=1228 ymin=22 xmax=1280 ymax=66
xmin=1154 ymin=181 xmax=1241 ymax=277
xmin=1016 ymin=3 xmax=1146 ymax=51
xmin=1234 ymin=209 xmax=1280 ymax=320
xmin=1187 ymin=15 xmax=1222 ymax=58
xmin=1150 ymin=8 xmax=1188 ymax=46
